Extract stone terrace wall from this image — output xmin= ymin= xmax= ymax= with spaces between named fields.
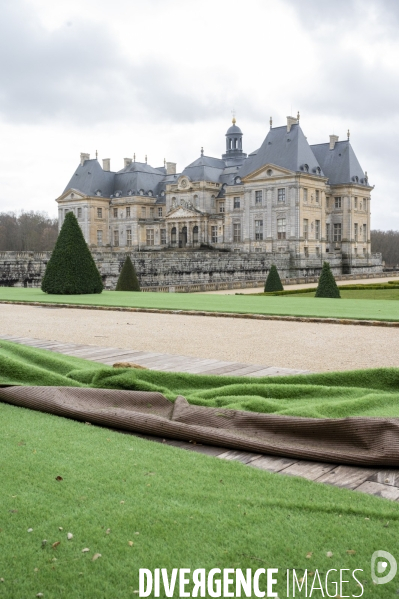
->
xmin=0 ymin=249 xmax=383 ymax=290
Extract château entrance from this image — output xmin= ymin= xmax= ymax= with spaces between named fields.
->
xmin=179 ymin=226 xmax=187 ymax=248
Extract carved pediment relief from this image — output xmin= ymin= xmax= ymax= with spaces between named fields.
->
xmin=166 ymin=206 xmax=203 ymax=219
xmin=244 ymin=164 xmax=292 ymax=181
xmin=57 ymin=188 xmax=86 ymax=201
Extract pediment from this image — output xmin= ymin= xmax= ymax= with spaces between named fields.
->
xmin=243 ymin=164 xmax=293 ymax=181
xmin=57 ymin=188 xmax=87 ymax=201
xmin=166 ymin=206 xmax=203 ymax=219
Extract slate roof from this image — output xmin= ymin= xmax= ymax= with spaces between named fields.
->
xmin=63 ymin=159 xmax=114 ymax=197
xmin=113 ymin=161 xmax=165 ymax=197
xmin=62 ymin=123 xmax=368 ymax=199
xmin=310 ymin=140 xmax=369 ymax=186
xmin=238 ymin=124 xmax=324 ymax=179
xmin=181 ymin=155 xmax=226 ymax=183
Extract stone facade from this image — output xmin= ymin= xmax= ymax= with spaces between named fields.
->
xmin=55 ymin=114 xmax=381 ymax=276
xmin=0 ymin=248 xmax=383 ymax=290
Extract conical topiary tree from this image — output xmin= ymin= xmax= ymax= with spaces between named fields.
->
xmin=264 ymin=264 xmax=284 ymax=292
xmin=115 ymin=256 xmax=141 ymax=291
xmin=315 ymin=262 xmax=341 ymax=298
xmin=41 ymin=212 xmax=103 ymax=294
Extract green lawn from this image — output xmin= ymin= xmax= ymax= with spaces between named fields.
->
xmin=0 ymin=287 xmax=399 ymax=321
xmin=2 ymin=341 xmax=399 ymax=596
xmin=289 ymin=289 xmax=399 ymax=300
xmin=2 ymin=399 xmax=399 ymax=598
xmin=3 ymin=339 xmax=399 ymax=419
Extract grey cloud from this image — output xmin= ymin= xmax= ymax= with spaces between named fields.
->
xmin=284 ymin=0 xmax=399 ymax=31
xmin=0 ymin=0 xmax=238 ymax=126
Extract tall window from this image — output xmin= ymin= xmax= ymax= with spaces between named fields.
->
xmin=114 ymin=230 xmax=119 ymax=246
xmin=146 ymin=229 xmax=154 ymax=246
xmin=326 ymin=223 xmax=330 ymax=241
xmin=126 ymin=207 xmax=131 ymax=217
xmin=354 ymin=223 xmax=358 ymax=241
xmin=97 ymin=230 xmax=103 ymax=246
xmin=97 ymin=207 xmax=103 ymax=218
xmin=255 ymin=190 xmax=262 ymax=205
xmin=193 ymin=226 xmax=199 ymax=244
xmin=233 ymin=223 xmax=241 ymax=242
xmin=219 ymin=202 xmax=225 ymax=213
xmin=158 ymin=207 xmax=163 ymax=217
xmin=354 ymin=197 xmax=358 ymax=209
xmin=326 ymin=197 xmax=330 ymax=208
xmin=211 ymin=226 xmax=218 ymax=243
xmin=141 ymin=207 xmax=146 ymax=218
xmin=255 ymin=220 xmax=263 ymax=240
xmin=126 ymin=229 xmax=132 ymax=246
xmin=113 ymin=208 xmax=118 ymax=218
xmin=234 ymin=197 xmax=240 ymax=209
xmin=315 ymin=190 xmax=320 ymax=203
xmin=333 ymin=223 xmax=342 ymax=242
xmin=335 ymin=197 xmax=342 ymax=209
xmin=150 ymin=207 xmax=154 ymax=218
xmin=303 ymin=188 xmax=308 ymax=202
xmin=171 ymin=227 xmax=176 ymax=244
xmin=363 ymin=224 xmax=367 ymax=241
xmin=278 ymin=188 xmax=286 ymax=203
xmin=315 ymin=220 xmax=320 ymax=240
xmin=77 ymin=207 xmax=82 ymax=218
xmin=362 ymin=198 xmax=367 ymax=210
xmin=160 ymin=229 xmax=166 ymax=245
xmin=303 ymin=219 xmax=309 ymax=240
xmin=277 ymin=218 xmax=286 ymax=239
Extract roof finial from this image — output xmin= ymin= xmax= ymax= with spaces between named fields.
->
xmin=347 ymin=129 xmax=350 ymax=140
xmin=231 ymin=107 xmax=236 ymax=125
xmin=201 ymin=146 xmax=204 ymax=156
xmin=95 ymin=149 xmax=98 ymax=159
xmin=270 ymin=116 xmax=273 ymax=129
xmin=145 ymin=154 xmax=147 ymax=164
xmin=164 ymin=157 xmax=166 ymax=167
xmin=297 ymin=111 xmax=300 ymax=122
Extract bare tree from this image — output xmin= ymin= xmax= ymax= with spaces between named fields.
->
xmin=371 ymin=230 xmax=399 ymax=268
xmin=0 ymin=211 xmax=58 ymax=251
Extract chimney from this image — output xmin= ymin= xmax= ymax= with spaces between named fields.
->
xmin=286 ymin=116 xmax=298 ymax=133
xmin=124 ymin=157 xmax=132 ymax=168
xmin=329 ymin=135 xmax=339 ymax=150
xmin=166 ymin=162 xmax=177 ymax=175
xmin=80 ymin=152 xmax=90 ymax=166
xmin=102 ymin=158 xmax=110 ymax=171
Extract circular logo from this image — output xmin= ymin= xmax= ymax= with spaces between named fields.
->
xmin=371 ymin=550 xmax=397 ymax=585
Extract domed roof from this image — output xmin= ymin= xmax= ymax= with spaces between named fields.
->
xmin=226 ymin=118 xmax=242 ymax=136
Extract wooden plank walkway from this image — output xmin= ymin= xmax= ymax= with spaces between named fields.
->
xmin=2 ymin=334 xmax=399 ymax=502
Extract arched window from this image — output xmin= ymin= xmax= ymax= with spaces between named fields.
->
xmin=193 ymin=225 xmax=199 ymax=244
xmin=171 ymin=227 xmax=176 ymax=244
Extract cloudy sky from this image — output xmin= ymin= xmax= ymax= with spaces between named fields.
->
xmin=0 ymin=0 xmax=398 ymax=229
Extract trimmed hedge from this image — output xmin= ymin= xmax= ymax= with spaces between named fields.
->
xmin=264 ymin=264 xmax=284 ymax=292
xmin=41 ymin=212 xmax=103 ymax=295
xmin=115 ymin=256 xmax=141 ymax=291
xmin=315 ymin=262 xmax=341 ymax=298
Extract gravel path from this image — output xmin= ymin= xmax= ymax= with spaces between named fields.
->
xmin=1 ymin=303 xmax=398 ymax=372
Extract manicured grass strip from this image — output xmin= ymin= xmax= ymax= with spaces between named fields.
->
xmin=2 ymin=340 xmax=399 ymax=419
xmin=1 ymin=400 xmax=399 ymax=598
xmin=1 ymin=287 xmax=399 ymax=321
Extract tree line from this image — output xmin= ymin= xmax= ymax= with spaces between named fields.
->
xmin=370 ymin=230 xmax=399 ymax=267
xmin=0 ymin=211 xmax=58 ymax=252
xmin=0 ymin=211 xmax=398 ymax=266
